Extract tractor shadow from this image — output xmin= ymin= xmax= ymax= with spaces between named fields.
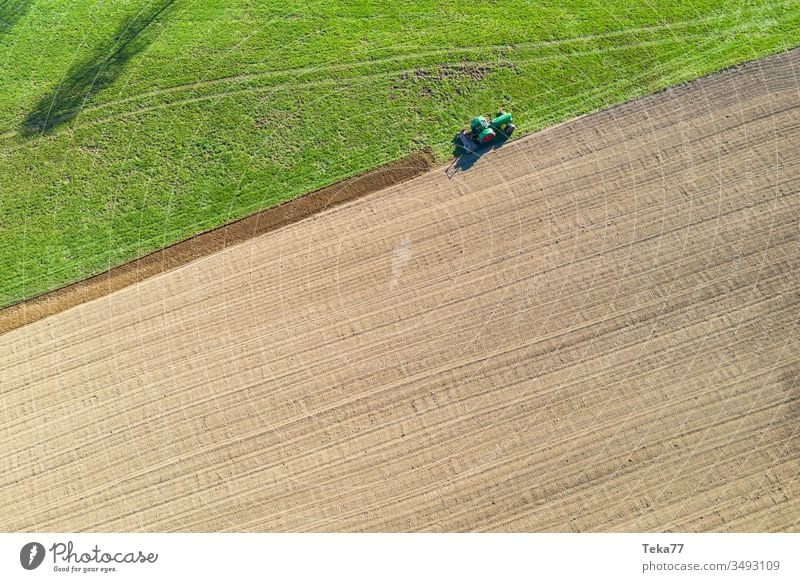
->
xmin=445 ymin=131 xmax=510 ymax=179
xmin=0 ymin=0 xmax=34 ymax=35
xmin=21 ymin=0 xmax=176 ymax=136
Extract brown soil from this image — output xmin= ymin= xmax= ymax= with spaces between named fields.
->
xmin=1 ymin=49 xmax=798 ymax=532
xmin=0 ymin=151 xmax=434 ymax=335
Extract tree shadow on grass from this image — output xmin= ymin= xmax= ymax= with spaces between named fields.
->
xmin=21 ymin=0 xmax=177 ymax=136
xmin=0 ymin=0 xmax=34 ymax=35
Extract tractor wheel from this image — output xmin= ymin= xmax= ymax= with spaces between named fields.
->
xmin=505 ymin=123 xmax=516 ymax=136
xmin=478 ymin=127 xmax=496 ymax=144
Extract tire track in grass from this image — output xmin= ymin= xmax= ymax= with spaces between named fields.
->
xmin=1 ymin=3 xmax=785 ymax=143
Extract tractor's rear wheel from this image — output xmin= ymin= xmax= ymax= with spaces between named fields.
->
xmin=478 ymin=127 xmax=496 ymax=144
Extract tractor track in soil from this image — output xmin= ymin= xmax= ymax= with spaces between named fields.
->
xmin=0 ymin=48 xmax=798 ymax=532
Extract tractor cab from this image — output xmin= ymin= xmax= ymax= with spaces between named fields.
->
xmin=470 ymin=116 xmax=496 ymax=145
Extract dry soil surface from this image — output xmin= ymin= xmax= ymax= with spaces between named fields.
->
xmin=0 ymin=151 xmax=435 ymax=335
xmin=2 ymin=49 xmax=799 ymax=532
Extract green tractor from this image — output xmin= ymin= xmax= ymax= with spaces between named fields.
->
xmin=456 ymin=109 xmax=516 ymax=153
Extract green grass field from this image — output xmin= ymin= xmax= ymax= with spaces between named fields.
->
xmin=0 ymin=0 xmax=797 ymax=308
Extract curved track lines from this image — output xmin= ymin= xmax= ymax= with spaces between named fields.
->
xmin=0 ymin=8 xmax=779 ymax=144
xmin=0 ymin=48 xmax=798 ymax=532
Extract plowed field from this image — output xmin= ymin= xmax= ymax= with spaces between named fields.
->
xmin=2 ymin=49 xmax=798 ymax=532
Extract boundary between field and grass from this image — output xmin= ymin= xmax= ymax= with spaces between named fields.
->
xmin=0 ymin=151 xmax=434 ymax=335
xmin=1 ymin=46 xmax=797 ymax=336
